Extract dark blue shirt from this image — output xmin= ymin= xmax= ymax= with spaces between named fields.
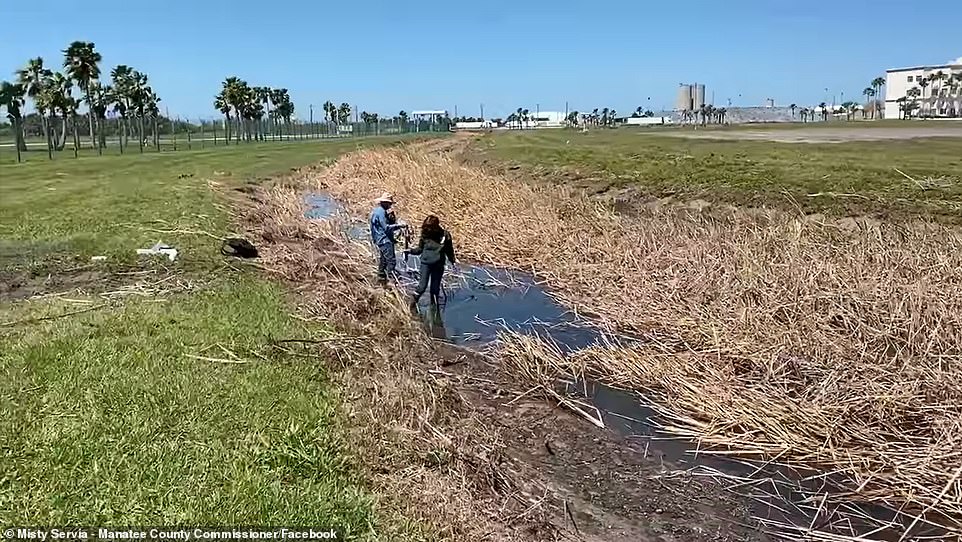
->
xmin=370 ymin=206 xmax=401 ymax=246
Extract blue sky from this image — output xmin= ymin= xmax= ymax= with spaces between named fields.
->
xmin=2 ymin=0 xmax=959 ymax=119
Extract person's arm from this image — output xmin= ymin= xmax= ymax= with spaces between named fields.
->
xmin=407 ymin=235 xmax=425 ymax=256
xmin=444 ymin=232 xmax=456 ymax=264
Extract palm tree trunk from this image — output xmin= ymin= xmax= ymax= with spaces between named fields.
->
xmin=98 ymin=118 xmax=106 ymax=152
xmin=153 ymin=118 xmax=159 ymax=150
xmin=13 ymin=118 xmax=24 ymax=162
xmin=45 ymin=115 xmax=53 ymax=160
xmin=139 ymin=116 xmax=145 ymax=153
xmin=86 ymin=92 xmax=96 ymax=151
xmin=119 ymin=118 xmax=125 ymax=154
xmin=58 ymin=113 xmax=68 ymax=151
xmin=72 ymin=114 xmax=80 ymax=158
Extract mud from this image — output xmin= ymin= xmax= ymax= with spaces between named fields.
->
xmin=0 ymin=268 xmax=108 ymax=302
xmin=434 ymin=343 xmax=772 ymax=542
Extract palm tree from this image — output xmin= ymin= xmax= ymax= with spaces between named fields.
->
xmin=48 ymin=72 xmax=73 ymax=151
xmin=905 ymin=87 xmax=921 ymax=119
xmin=862 ymin=87 xmax=875 ymax=119
xmin=336 ymin=102 xmax=350 ymax=127
xmin=870 ymin=77 xmax=886 ymax=118
xmin=252 ymin=86 xmax=271 ymax=140
xmin=398 ymin=110 xmax=408 ymax=132
xmin=0 ymin=81 xmax=27 ymax=161
xmin=789 ymin=103 xmax=797 ymax=118
xmin=17 ymin=57 xmax=55 ymax=157
xmin=917 ymin=78 xmax=930 ymax=116
xmin=264 ymin=89 xmax=294 ymax=139
xmin=953 ymin=73 xmax=962 ymax=118
xmin=144 ymin=89 xmax=161 ymax=149
xmin=321 ymin=101 xmax=335 ymax=134
xmin=930 ymin=71 xmax=947 ymax=116
xmin=818 ymin=102 xmax=828 ymax=121
xmin=86 ymin=82 xmax=112 ymax=152
xmin=62 ymin=94 xmax=81 ymax=157
xmin=895 ymin=97 xmax=907 ymax=119
xmin=128 ymin=72 xmax=151 ymax=152
xmin=217 ymin=77 xmax=244 ymax=143
xmin=63 ymin=41 xmax=102 ymax=151
xmin=110 ymin=65 xmax=135 ymax=152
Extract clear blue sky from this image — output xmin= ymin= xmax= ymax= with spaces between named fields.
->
xmin=2 ymin=0 xmax=959 ymax=119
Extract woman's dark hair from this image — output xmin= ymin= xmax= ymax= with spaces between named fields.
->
xmin=421 ymin=214 xmax=443 ymax=242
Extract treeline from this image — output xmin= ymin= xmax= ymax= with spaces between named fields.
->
xmin=0 ymin=41 xmax=164 ymax=161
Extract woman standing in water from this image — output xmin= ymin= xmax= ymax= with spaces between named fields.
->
xmin=405 ymin=214 xmax=456 ymax=309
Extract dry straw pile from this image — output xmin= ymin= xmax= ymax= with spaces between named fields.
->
xmin=242 ymin=183 xmax=553 ymax=541
xmin=314 ymin=143 xmax=962 ymax=533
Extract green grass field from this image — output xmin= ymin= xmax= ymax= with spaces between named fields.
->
xmin=0 ymin=138 xmax=420 ymax=536
xmin=480 ymin=128 xmax=962 ymax=220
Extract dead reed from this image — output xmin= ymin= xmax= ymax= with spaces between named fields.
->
xmin=240 ymin=184 xmax=553 ymax=541
xmin=309 ymin=143 xmax=962 ymax=535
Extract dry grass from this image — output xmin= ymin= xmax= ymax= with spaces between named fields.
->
xmin=309 ymin=140 xmax=962 ymax=536
xmin=240 ymin=183 xmax=555 ymax=541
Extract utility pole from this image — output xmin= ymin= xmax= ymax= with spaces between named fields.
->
xmin=480 ymin=103 xmax=484 ymax=119
xmin=309 ymin=104 xmax=313 ymax=139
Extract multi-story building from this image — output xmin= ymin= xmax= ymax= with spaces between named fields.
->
xmin=884 ymin=63 xmax=962 ymax=119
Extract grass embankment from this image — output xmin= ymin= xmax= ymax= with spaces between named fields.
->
xmin=315 ymin=140 xmax=962 ymax=537
xmin=0 ymin=139 xmax=416 ymax=534
xmin=479 ymin=129 xmax=962 ymax=220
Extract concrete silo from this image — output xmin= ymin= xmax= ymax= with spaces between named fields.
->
xmin=676 ymin=84 xmax=693 ymax=111
xmin=693 ymin=84 xmax=706 ymax=109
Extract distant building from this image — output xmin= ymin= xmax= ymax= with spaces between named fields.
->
xmin=509 ymin=111 xmax=566 ymax=129
xmin=676 ymin=83 xmax=706 ymax=111
xmin=529 ymin=111 xmax=566 ymax=127
xmin=885 ymin=63 xmax=962 ymax=119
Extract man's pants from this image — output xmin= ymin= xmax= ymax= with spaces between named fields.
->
xmin=376 ymin=242 xmax=396 ymax=282
xmin=413 ymin=262 xmax=445 ymax=303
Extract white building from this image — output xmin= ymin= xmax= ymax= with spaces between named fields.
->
xmin=885 ymin=63 xmax=962 ymax=119
xmin=506 ymin=111 xmax=567 ymax=129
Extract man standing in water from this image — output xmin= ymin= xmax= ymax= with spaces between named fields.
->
xmin=369 ymin=193 xmax=406 ymax=285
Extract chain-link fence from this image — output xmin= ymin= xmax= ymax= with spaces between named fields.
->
xmin=0 ymin=113 xmax=452 ymax=165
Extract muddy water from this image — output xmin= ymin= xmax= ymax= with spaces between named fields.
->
xmin=304 ymin=193 xmax=947 ymax=541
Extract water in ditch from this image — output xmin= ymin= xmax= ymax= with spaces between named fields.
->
xmin=304 ymin=192 xmax=948 ymax=540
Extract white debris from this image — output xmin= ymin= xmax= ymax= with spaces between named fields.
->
xmin=136 ymin=242 xmax=178 ymax=262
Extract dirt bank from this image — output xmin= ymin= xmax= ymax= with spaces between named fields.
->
xmin=239 ymin=181 xmax=774 ymax=541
